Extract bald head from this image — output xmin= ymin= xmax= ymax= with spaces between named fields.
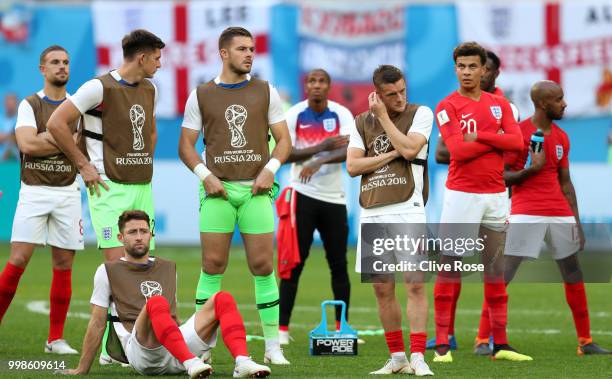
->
xmin=530 ymin=80 xmax=566 ymax=120
xmin=530 ymin=80 xmax=561 ymax=104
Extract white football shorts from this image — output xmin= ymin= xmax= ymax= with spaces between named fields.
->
xmin=505 ymin=214 xmax=580 ymax=260
xmin=126 ymin=313 xmax=218 ymax=375
xmin=356 ymin=212 xmax=427 ymax=274
xmin=11 ymin=183 xmax=83 ymax=250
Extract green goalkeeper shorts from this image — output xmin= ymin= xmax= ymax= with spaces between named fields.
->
xmin=199 ymin=181 xmax=274 ymax=234
xmin=87 ymin=180 xmax=155 ymax=249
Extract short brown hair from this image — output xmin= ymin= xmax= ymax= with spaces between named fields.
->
xmin=122 ymin=29 xmax=165 ymax=60
xmin=453 ymin=41 xmax=487 ymax=65
xmin=372 ymin=65 xmax=404 ymax=88
xmin=218 ymin=27 xmax=252 ymax=50
xmin=118 ymin=210 xmax=151 ymax=232
xmin=40 ymin=45 xmax=68 ymax=65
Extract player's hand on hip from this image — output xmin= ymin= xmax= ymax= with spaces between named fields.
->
xmin=252 ymin=168 xmax=274 ymax=195
xmin=368 ymin=92 xmax=387 ymax=118
xmin=203 ymin=175 xmax=227 ymax=199
xmin=529 ymin=149 xmax=546 ymax=171
xmin=299 ymin=160 xmax=322 ymax=183
xmin=80 ymin=162 xmax=109 ymax=197
xmin=320 ymin=135 xmax=349 ymax=152
xmin=463 ymin=132 xmax=478 ymax=142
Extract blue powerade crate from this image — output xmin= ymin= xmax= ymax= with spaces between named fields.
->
xmin=309 ymin=300 xmax=358 ymax=356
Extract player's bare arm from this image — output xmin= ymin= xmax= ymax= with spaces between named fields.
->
xmin=47 ymin=100 xmax=109 ymax=196
xmin=559 ymin=167 xmax=585 ymax=250
xmin=369 ymin=92 xmax=427 ymax=160
xmin=59 ymin=304 xmax=107 ymax=375
xmin=298 ymin=147 xmax=347 ymax=183
xmin=151 ymin=116 xmax=158 ymax=156
xmin=435 ymin=138 xmax=450 ymax=164
xmin=503 ymin=149 xmax=546 ymax=186
xmin=15 ymin=127 xmax=61 ymax=157
xmin=178 ymin=127 xmax=227 ymax=199
xmin=346 ymin=147 xmax=400 ymax=177
xmin=251 ymin=120 xmax=291 ymax=195
xmin=287 ymin=135 xmax=349 ymax=163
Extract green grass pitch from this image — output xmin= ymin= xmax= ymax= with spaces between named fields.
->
xmin=0 ymin=244 xmax=610 ymax=378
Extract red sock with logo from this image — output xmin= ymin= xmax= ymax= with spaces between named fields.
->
xmin=146 ymin=295 xmax=195 ymax=363
xmin=434 ymin=278 xmax=454 ymax=345
xmin=384 ymin=330 xmax=405 ymax=354
xmin=0 ymin=262 xmax=25 ymax=323
xmin=410 ymin=332 xmax=427 ymax=354
xmin=48 ymin=268 xmax=72 ymax=342
xmin=214 ymin=291 xmax=249 ymax=358
xmin=448 ymin=282 xmax=461 ymax=335
xmin=476 ymin=299 xmax=490 ymax=341
xmin=564 ymin=282 xmax=591 ymax=342
xmin=484 ymin=282 xmax=508 ymax=345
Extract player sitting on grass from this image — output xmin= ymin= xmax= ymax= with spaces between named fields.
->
xmin=58 ymin=210 xmax=270 ymax=378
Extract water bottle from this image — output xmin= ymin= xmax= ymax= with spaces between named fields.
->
xmin=530 ymin=130 xmax=544 ymax=153
xmin=525 ymin=130 xmax=544 ymax=167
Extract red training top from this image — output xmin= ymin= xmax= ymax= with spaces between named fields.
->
xmin=436 ymin=90 xmax=523 ymax=193
xmin=505 ymin=118 xmax=573 ymax=216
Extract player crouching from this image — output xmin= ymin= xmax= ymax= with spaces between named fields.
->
xmin=58 ymin=210 xmax=270 ymax=378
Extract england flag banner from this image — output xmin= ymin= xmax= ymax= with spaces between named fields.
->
xmin=458 ymin=0 xmax=612 ymax=117
xmin=92 ymin=0 xmax=275 ymax=118
xmin=298 ymin=3 xmax=406 ymax=115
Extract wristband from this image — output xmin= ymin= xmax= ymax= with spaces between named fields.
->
xmin=264 ymin=158 xmax=281 ymax=174
xmin=193 ymin=163 xmax=211 ymax=181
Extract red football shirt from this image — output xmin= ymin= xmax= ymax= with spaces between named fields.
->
xmin=436 ymin=91 xmax=522 ymax=193
xmin=505 ymin=118 xmax=573 ymax=216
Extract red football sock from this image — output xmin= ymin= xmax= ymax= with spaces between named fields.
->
xmin=410 ymin=332 xmax=427 ymax=354
xmin=448 ymin=282 xmax=461 ymax=335
xmin=484 ymin=282 xmax=508 ymax=345
xmin=434 ymin=278 xmax=454 ymax=345
xmin=279 ymin=325 xmax=289 ymax=332
xmin=564 ymin=282 xmax=591 ymax=341
xmin=384 ymin=330 xmax=405 ymax=354
xmin=48 ymin=268 xmax=72 ymax=342
xmin=146 ymin=295 xmax=195 ymax=363
xmin=0 ymin=262 xmax=25 ymax=323
xmin=476 ymin=299 xmax=490 ymax=341
xmin=214 ymin=291 xmax=248 ymax=358
xmin=336 ymin=320 xmax=341 ymax=331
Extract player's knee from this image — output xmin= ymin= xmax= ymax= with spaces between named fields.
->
xmin=146 ymin=295 xmax=170 ymax=314
xmin=51 ymin=254 xmax=74 ymax=270
xmin=328 ymin=259 xmax=348 ymax=276
xmin=373 ymin=282 xmax=395 ymax=301
xmin=8 ymin=251 xmax=30 ymax=268
xmin=406 ymin=283 xmax=425 ymax=298
xmin=203 ymin=257 xmax=228 ymax=274
xmin=249 ymin=261 xmax=273 ymax=276
xmin=213 ymin=291 xmax=237 ymax=315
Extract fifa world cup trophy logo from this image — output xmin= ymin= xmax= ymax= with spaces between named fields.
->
xmin=373 ymin=134 xmax=391 ymax=173
xmin=225 ymin=104 xmax=248 ymax=148
xmin=140 ymin=280 xmax=162 ymax=299
xmin=130 ymin=104 xmax=146 ymax=151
